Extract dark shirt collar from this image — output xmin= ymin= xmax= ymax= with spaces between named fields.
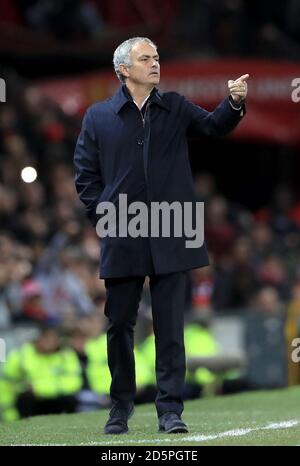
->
xmin=110 ymin=84 xmax=170 ymax=113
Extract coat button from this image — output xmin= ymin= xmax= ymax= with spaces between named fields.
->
xmin=137 ymin=139 xmax=144 ymax=145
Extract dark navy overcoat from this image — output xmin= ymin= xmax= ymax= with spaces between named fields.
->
xmin=74 ymin=84 xmax=245 ymax=278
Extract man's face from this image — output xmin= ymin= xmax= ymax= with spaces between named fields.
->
xmin=36 ymin=329 xmax=60 ymax=353
xmin=121 ymin=41 xmax=160 ymax=86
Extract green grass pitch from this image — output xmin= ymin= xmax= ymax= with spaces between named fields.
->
xmin=1 ymin=387 xmax=300 ymax=446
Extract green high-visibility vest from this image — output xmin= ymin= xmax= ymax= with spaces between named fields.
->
xmin=184 ymin=324 xmax=219 ymax=385
xmin=0 ymin=343 xmax=83 ymax=422
xmin=0 ymin=379 xmax=19 ymax=422
xmin=84 ymin=336 xmax=111 ymax=394
xmin=138 ymin=334 xmax=156 ymax=384
xmin=85 ymin=335 xmax=153 ymax=393
xmin=139 ymin=325 xmax=219 ymax=387
xmin=3 ymin=343 xmax=82 ymax=398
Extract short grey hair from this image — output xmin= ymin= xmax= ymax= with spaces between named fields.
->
xmin=113 ymin=37 xmax=157 ymax=83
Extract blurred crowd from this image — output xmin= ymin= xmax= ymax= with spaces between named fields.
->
xmin=1 ymin=0 xmax=300 ymax=59
xmin=0 ymin=0 xmax=106 ymax=40
xmin=193 ymin=173 xmax=300 ymax=314
xmin=0 ymin=73 xmax=104 ymax=329
xmin=2 ymin=76 xmax=300 ymax=328
xmin=1 ymin=67 xmax=300 ymax=420
xmin=178 ymin=0 xmax=300 ymax=59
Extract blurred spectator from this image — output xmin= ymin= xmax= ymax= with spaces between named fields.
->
xmin=256 ymin=255 xmax=291 ymax=302
xmin=222 ymin=286 xmax=287 ymax=394
xmin=212 ymin=237 xmax=257 ymax=311
xmin=17 ymin=0 xmax=105 ymax=41
xmin=250 ymin=286 xmax=284 ymax=316
xmin=286 ymin=281 xmax=300 ymax=386
xmin=190 ymin=266 xmax=214 ymax=312
xmin=67 ymin=321 xmax=112 ymax=412
xmin=0 ymin=325 xmax=80 ymax=420
xmin=205 ymin=195 xmax=238 ymax=261
xmin=35 ymin=242 xmax=96 ymax=325
xmin=183 ymin=307 xmax=220 ymax=399
xmin=17 ymin=279 xmax=49 ymax=322
xmin=249 ymin=222 xmax=275 ymax=266
xmin=255 ymin=185 xmax=300 ymax=244
xmin=194 ymin=172 xmax=217 ymax=203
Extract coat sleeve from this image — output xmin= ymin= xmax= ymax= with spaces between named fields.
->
xmin=73 ymin=108 xmax=103 ymax=226
xmin=183 ymin=95 xmax=246 ymax=138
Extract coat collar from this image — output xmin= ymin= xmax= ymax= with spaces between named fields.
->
xmin=110 ymin=84 xmax=170 ymax=113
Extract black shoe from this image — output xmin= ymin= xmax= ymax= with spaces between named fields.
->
xmin=104 ymin=405 xmax=134 ymax=435
xmin=158 ymin=412 xmax=189 ymax=434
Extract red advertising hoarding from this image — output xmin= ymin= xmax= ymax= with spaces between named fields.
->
xmin=33 ymin=59 xmax=300 ymax=146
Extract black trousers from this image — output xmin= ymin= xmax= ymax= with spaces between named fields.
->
xmin=104 ymin=272 xmax=187 ymax=418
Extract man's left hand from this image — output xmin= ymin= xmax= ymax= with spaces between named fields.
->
xmin=228 ymin=74 xmax=249 ymax=104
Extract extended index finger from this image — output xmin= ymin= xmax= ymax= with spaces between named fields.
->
xmin=235 ymin=73 xmax=250 ymax=82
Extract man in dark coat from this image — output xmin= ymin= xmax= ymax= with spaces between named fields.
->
xmin=74 ymin=37 xmax=248 ymax=435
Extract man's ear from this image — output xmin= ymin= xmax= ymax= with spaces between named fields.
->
xmin=119 ymin=64 xmax=130 ymax=79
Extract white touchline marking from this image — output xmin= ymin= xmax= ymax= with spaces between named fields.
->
xmin=8 ymin=420 xmax=299 ymax=446
xmin=82 ymin=420 xmax=299 ymax=445
xmin=262 ymin=421 xmax=298 ymax=429
xmin=8 ymin=444 xmax=70 ymax=446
